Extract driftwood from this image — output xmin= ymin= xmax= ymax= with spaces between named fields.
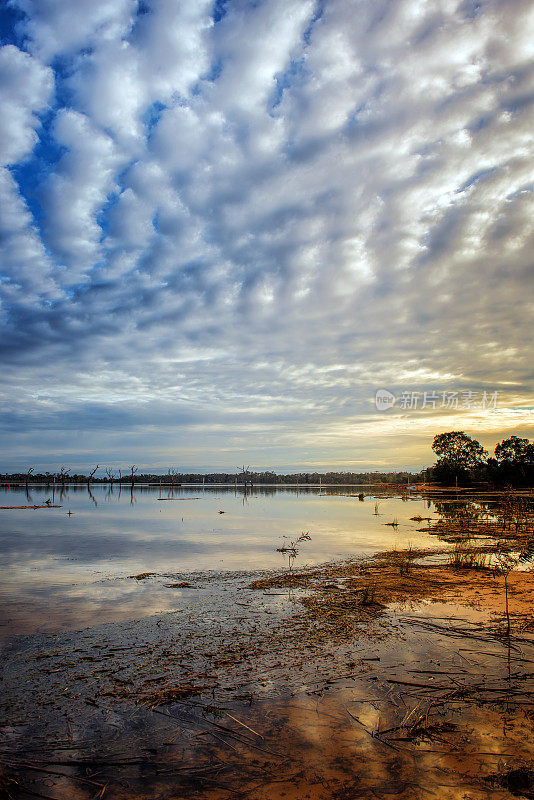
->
xmin=0 ymin=504 xmax=61 ymax=509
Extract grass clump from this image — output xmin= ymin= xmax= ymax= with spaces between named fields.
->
xmin=449 ymin=541 xmax=490 ymax=570
xmin=359 ymin=582 xmax=379 ymax=606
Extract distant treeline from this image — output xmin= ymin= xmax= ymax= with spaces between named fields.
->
xmin=0 ymin=469 xmax=422 ymax=485
xmin=4 ymin=433 xmax=534 ymax=488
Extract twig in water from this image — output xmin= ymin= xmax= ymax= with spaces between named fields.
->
xmin=221 ymin=711 xmax=264 ymax=739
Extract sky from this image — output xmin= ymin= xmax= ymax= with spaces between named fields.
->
xmin=0 ymin=0 xmax=533 ymax=474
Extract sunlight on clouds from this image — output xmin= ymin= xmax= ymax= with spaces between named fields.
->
xmin=0 ymin=0 xmax=532 ymax=470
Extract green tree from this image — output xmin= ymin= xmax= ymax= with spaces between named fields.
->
xmin=494 ymin=436 xmax=534 ymax=464
xmin=431 ymin=432 xmax=488 ymax=484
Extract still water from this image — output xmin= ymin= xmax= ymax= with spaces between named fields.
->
xmin=0 ymin=484 xmax=438 ymax=642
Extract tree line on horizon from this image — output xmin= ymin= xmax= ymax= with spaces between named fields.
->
xmin=0 ymin=467 xmax=419 ymax=487
xmin=2 ymin=433 xmax=532 ymax=488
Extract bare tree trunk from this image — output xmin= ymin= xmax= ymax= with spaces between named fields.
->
xmin=504 ymin=572 xmax=511 ymax=637
xmin=87 ymin=465 xmax=99 ymax=489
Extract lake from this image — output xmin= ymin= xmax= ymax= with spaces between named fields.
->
xmin=0 ymin=484 xmax=440 ymax=642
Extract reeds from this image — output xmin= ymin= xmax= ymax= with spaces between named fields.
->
xmin=277 ymin=531 xmax=311 ymax=572
xmin=389 ymin=543 xmax=413 ymax=575
xmin=359 ymin=582 xmax=378 ymax=605
xmin=449 ymin=542 xmax=490 ymax=570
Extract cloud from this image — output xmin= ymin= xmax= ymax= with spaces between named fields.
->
xmin=41 ymin=109 xmax=121 ymax=277
xmin=0 ymin=0 xmax=533 ymax=470
xmin=0 ymin=44 xmax=53 ymax=164
xmin=0 ymin=166 xmax=58 ymax=298
xmin=14 ymin=0 xmax=137 ymax=62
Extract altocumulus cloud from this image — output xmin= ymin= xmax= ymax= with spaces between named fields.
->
xmin=0 ymin=0 xmax=533 ymax=471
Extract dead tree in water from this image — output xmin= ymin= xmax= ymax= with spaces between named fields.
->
xmin=128 ymin=465 xmax=138 ymax=505
xmin=167 ymin=468 xmax=179 ymax=485
xmin=25 ymin=467 xmax=34 ymax=488
xmin=57 ymin=467 xmax=69 ymax=487
xmin=105 ymin=467 xmax=115 ymax=484
xmin=87 ymin=464 xmax=99 ymax=488
xmin=129 ymin=465 xmax=138 ymax=487
xmin=237 ymin=465 xmax=254 ymax=489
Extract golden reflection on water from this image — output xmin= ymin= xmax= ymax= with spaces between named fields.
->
xmin=6 ymin=682 xmax=533 ymax=800
xmin=3 ymin=609 xmax=534 ymax=800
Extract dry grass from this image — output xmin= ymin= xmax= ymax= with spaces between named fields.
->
xmin=164 ymin=581 xmax=194 ymax=588
xmin=249 ymin=541 xmax=534 ymax=643
xmin=129 ymin=572 xmax=157 ymax=580
xmin=139 ymin=680 xmax=207 ymax=707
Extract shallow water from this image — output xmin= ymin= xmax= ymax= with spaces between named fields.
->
xmin=3 ymin=592 xmax=533 ymax=800
xmin=0 ymin=484 xmax=440 ymax=641
xmin=2 ymin=485 xmax=533 ymax=800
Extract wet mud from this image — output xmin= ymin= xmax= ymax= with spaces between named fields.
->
xmin=2 ymin=555 xmax=534 ymax=799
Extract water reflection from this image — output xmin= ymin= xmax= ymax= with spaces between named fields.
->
xmin=1 ymin=484 xmax=516 ymax=643
xmin=3 ymin=600 xmax=533 ymax=800
xmin=0 ymin=485 xmax=425 ymax=641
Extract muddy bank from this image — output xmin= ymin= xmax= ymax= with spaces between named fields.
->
xmin=1 ymin=551 xmax=534 ymax=799
xmin=251 ymin=549 xmax=534 ymax=635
